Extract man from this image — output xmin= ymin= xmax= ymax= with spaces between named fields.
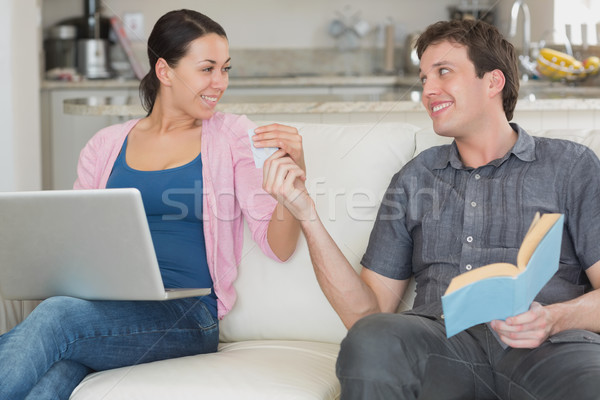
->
xmin=268 ymin=19 xmax=600 ymax=399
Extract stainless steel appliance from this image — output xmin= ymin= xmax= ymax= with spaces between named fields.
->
xmin=77 ymin=38 xmax=113 ymax=79
xmin=44 ymin=25 xmax=77 ymax=71
xmin=45 ymin=0 xmax=114 ymax=79
xmin=77 ymin=0 xmax=113 ymax=79
xmin=403 ymin=32 xmax=421 ymax=75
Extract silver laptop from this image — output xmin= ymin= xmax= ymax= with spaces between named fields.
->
xmin=0 ymin=188 xmax=211 ymax=301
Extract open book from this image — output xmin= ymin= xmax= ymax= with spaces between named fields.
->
xmin=441 ymin=212 xmax=564 ymax=338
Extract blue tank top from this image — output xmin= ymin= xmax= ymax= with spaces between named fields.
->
xmin=106 ymin=135 xmax=217 ymax=317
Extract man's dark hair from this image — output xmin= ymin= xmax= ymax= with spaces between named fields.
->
xmin=416 ymin=19 xmax=519 ymax=121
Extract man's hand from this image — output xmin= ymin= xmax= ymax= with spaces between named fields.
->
xmin=490 ymin=302 xmax=556 ymax=348
xmin=253 ymin=124 xmax=315 ymax=222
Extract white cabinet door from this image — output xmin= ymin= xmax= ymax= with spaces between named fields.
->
xmin=42 ymin=88 xmax=140 ymax=190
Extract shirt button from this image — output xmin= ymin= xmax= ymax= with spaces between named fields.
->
xmin=475 ymin=174 xmax=481 ymax=180
xmin=466 ymin=264 xmax=472 ymax=270
xmin=471 ymin=201 xmax=477 ymax=207
xmin=466 ymin=236 xmax=473 ymax=243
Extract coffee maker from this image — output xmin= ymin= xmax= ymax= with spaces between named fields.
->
xmin=77 ymin=0 xmax=113 ymax=79
xmin=44 ymin=25 xmax=78 ymax=74
xmin=44 ymin=0 xmax=114 ymax=79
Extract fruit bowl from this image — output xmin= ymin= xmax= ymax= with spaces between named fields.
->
xmin=535 ymin=48 xmax=599 ymax=82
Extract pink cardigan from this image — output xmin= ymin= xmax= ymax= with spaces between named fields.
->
xmin=74 ymin=112 xmax=281 ymax=319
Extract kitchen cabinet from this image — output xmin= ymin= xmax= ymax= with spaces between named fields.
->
xmin=41 ymin=85 xmax=141 ymax=190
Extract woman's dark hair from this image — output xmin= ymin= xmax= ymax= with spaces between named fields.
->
xmin=416 ymin=19 xmax=519 ymax=121
xmin=139 ymin=9 xmax=228 ymax=115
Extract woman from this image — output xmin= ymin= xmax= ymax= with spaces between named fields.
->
xmin=0 ymin=9 xmax=305 ymax=399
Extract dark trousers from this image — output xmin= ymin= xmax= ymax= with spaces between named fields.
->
xmin=336 ymin=313 xmax=600 ymax=400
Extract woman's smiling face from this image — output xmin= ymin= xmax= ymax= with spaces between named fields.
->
xmin=167 ymin=33 xmax=231 ymax=120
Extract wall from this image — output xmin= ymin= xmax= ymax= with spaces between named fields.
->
xmin=42 ymin=0 xmax=558 ymax=50
xmin=0 ymin=0 xmax=15 ymax=191
xmin=554 ymin=0 xmax=600 ymax=45
xmin=43 ymin=0 xmax=475 ymax=48
xmin=13 ymin=0 xmax=43 ymax=191
xmin=0 ymin=0 xmax=42 ymax=192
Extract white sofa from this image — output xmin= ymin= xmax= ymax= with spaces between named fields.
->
xmin=3 ymin=122 xmax=600 ymax=399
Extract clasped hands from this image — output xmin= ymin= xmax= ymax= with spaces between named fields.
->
xmin=252 ymin=124 xmax=315 ymax=221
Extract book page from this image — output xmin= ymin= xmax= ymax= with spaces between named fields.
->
xmin=445 ymin=262 xmax=519 ymax=294
xmin=516 ymin=213 xmax=562 ymax=269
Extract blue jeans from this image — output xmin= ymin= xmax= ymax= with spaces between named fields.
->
xmin=0 ymin=296 xmax=219 ymax=400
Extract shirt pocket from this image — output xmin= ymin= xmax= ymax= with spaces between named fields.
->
xmin=418 ymin=192 xmax=463 ymax=267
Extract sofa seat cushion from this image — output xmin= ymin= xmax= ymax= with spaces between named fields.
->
xmin=70 ymin=340 xmax=340 ymax=400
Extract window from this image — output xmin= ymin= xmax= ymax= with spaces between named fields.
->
xmin=554 ymin=0 xmax=599 ymax=45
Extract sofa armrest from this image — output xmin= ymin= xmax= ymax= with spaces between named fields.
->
xmin=0 ymin=298 xmax=40 ymax=334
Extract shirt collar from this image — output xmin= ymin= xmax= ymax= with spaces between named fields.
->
xmin=432 ymin=123 xmax=536 ymax=170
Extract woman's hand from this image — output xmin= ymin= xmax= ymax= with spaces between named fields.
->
xmin=252 ymin=124 xmax=306 ymax=172
xmin=254 ymin=124 xmax=314 ymax=222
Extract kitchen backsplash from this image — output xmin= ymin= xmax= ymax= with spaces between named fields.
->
xmin=117 ymin=44 xmax=404 ymax=79
xmin=227 ymin=48 xmax=405 ymax=78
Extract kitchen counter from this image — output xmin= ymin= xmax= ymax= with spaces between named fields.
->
xmin=41 ymin=79 xmax=140 ymax=90
xmin=45 ymin=75 xmax=600 ymax=193
xmin=48 ymin=77 xmax=600 ymax=192
xmin=52 ymin=74 xmax=600 ymax=140
xmin=63 ymin=91 xmax=427 ymax=117
xmin=63 ymin=88 xmax=600 ymax=117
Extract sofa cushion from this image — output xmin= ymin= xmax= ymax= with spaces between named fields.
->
xmin=530 ymin=129 xmax=600 ymax=157
xmin=69 ymin=122 xmax=420 ymax=400
xmin=219 ymin=122 xmax=420 ymax=344
xmin=70 ymin=340 xmax=340 ymax=400
xmin=414 ymin=127 xmax=452 ymax=156
xmin=415 ymin=127 xmax=600 ymax=160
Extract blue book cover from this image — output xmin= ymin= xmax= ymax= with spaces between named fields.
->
xmin=441 ymin=213 xmax=564 ymax=338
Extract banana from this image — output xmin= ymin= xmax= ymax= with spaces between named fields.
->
xmin=537 ymin=48 xmax=589 ymax=80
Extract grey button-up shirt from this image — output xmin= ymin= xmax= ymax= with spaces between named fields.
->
xmin=362 ymin=124 xmax=600 ymax=317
